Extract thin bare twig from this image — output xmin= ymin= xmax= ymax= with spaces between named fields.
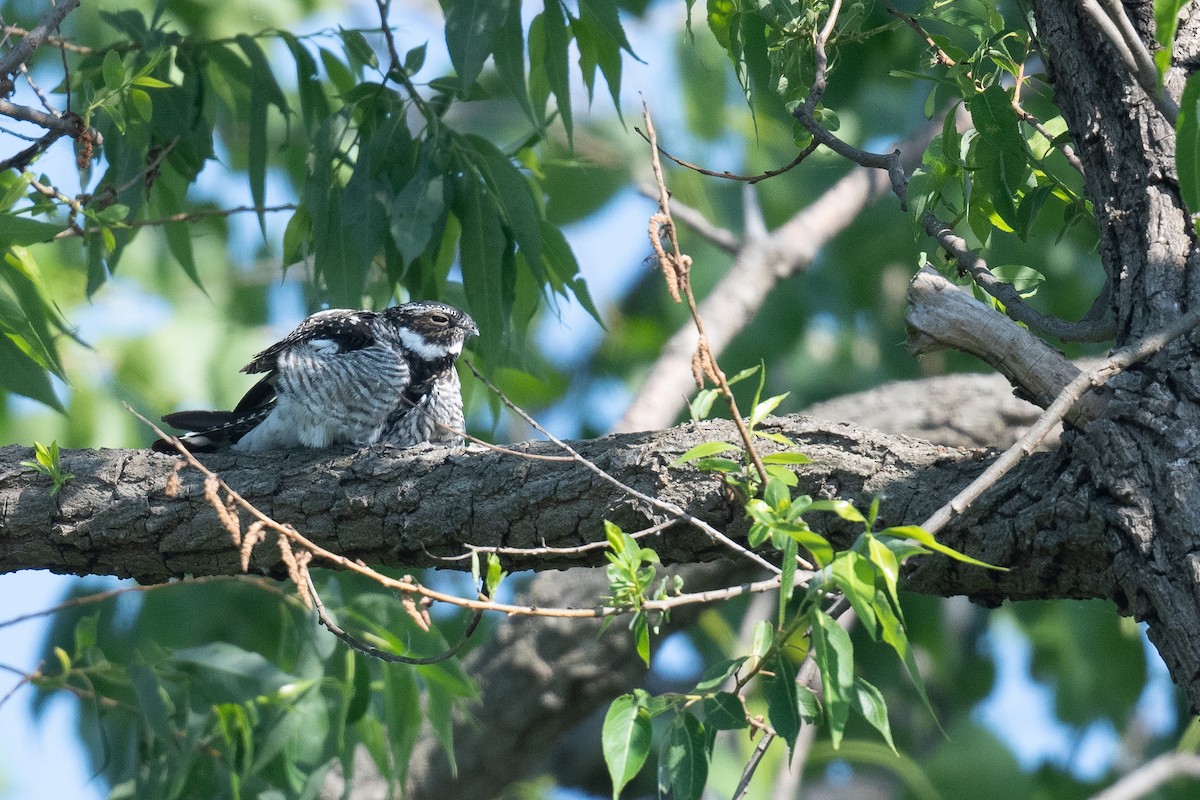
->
xmin=52 ymin=203 xmax=299 ymax=239
xmin=637 ymin=184 xmax=741 ymax=254
xmin=920 ymin=303 xmax=1200 ymax=536
xmin=435 ymin=519 xmax=680 ymax=561
xmin=641 ymin=102 xmax=772 ymax=490
xmin=0 ymin=575 xmax=292 ymax=631
xmin=463 ymin=360 xmax=782 ymax=576
xmin=634 ymin=125 xmax=819 ymax=185
xmin=306 ymin=572 xmax=484 ymax=665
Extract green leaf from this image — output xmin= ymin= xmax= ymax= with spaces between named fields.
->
xmin=540 ymin=0 xmax=573 ymax=143
xmin=0 ymin=332 xmax=64 ymax=410
xmin=967 ymin=84 xmax=1029 ymax=229
xmin=381 ymin=663 xmax=422 ymax=788
xmin=749 ymin=392 xmax=787 ymax=427
xmin=761 ymin=451 xmax=812 ymax=465
xmin=990 ymin=264 xmax=1045 ymax=297
xmin=658 ymin=712 xmax=708 ymax=800
xmin=879 ymin=525 xmax=1008 ymax=570
xmin=128 ymin=664 xmax=175 ymax=744
xmin=689 ymin=388 xmax=720 ymax=421
xmin=129 ymin=88 xmax=152 ymax=121
xmin=102 ymin=49 xmax=126 ymax=90
xmin=339 ymin=27 xmax=379 ymax=71
xmin=806 ymin=499 xmax=866 ymax=524
xmin=831 ymin=551 xmax=878 ymax=636
xmin=763 ymin=475 xmax=789 ymax=510
xmin=766 ymin=653 xmax=802 ymax=750
xmin=702 ymin=692 xmax=748 ymax=730
xmin=692 ymin=456 xmax=741 ymax=473
xmin=170 ymin=643 xmax=295 ymax=704
xmin=673 ymin=441 xmax=739 ymax=465
xmin=852 ymin=677 xmax=897 ymax=752
xmin=390 ymin=156 xmax=446 ymax=268
xmin=492 ymin=0 xmax=538 ymax=128
xmin=441 ymin=0 xmax=511 ymax=90
xmin=453 ymin=168 xmax=507 ymax=357
xmin=632 ymin=611 xmax=651 ymax=666
xmin=0 ymin=215 xmax=64 ymax=249
xmin=1155 ymin=0 xmax=1188 ymax=78
xmin=692 ymin=656 xmax=747 ymax=692
xmin=812 ymin=608 xmax=854 ymax=748
xmin=1177 ymin=73 xmax=1200 ymax=216
xmin=602 ymin=694 xmax=652 ymax=799
xmin=131 ymin=75 xmax=172 ymax=88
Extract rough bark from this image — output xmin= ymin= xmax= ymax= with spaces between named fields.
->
xmin=0 ymin=412 xmax=1113 ymax=607
xmin=1015 ymin=0 xmax=1200 ymax=708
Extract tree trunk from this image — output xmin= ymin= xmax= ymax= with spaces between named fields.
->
xmin=1027 ymin=0 xmax=1200 ymax=708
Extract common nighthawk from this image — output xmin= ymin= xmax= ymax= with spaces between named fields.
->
xmin=152 ymin=301 xmax=478 ymax=453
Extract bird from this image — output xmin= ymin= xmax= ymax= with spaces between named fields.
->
xmin=152 ymin=301 xmax=479 ymax=453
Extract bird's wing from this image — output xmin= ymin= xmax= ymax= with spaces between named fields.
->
xmin=241 ymin=309 xmax=379 ymax=374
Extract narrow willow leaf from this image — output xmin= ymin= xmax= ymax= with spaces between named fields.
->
xmin=806 ymin=499 xmax=866 ymax=523
xmin=766 ymin=653 xmax=801 ymax=750
xmin=880 ymin=525 xmax=1008 ymax=570
xmin=702 ymin=692 xmax=748 ymax=730
xmin=492 ymin=0 xmax=538 ymax=128
xmin=602 ymin=694 xmax=651 ymax=799
xmin=658 ymin=712 xmax=708 ymax=800
xmin=812 ymin=608 xmax=854 ymax=748
xmin=441 ymin=0 xmax=511 ymax=90
xmin=692 ymin=656 xmax=747 ymax=692
xmin=851 ymin=677 xmax=897 ymax=753
xmin=453 ymin=168 xmax=506 ymax=357
xmin=761 ymin=451 xmax=812 ymax=465
xmin=541 ymin=0 xmax=573 ymax=144
xmin=1177 ymin=73 xmax=1200 ymax=216
xmin=831 ymin=551 xmax=877 ymax=637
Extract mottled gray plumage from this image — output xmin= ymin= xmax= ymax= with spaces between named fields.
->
xmin=153 ymin=302 xmax=478 ymax=453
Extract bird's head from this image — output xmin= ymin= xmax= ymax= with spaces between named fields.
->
xmin=383 ymin=301 xmax=479 ymax=360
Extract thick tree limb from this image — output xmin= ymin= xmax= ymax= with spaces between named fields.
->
xmin=0 ymin=412 xmax=1113 ymax=607
xmin=905 ymin=266 xmax=1109 ymax=423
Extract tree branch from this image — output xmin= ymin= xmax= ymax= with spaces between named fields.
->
xmin=0 ymin=0 xmax=80 ymax=83
xmin=904 ymin=265 xmax=1108 ymax=423
xmin=615 ymin=118 xmax=939 ymax=433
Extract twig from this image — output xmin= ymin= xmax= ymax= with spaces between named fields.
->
xmin=920 ymin=303 xmax=1200 ymax=536
xmin=634 ymin=126 xmax=819 ymax=185
xmin=641 ymin=102 xmax=772 ymax=490
xmin=0 ymin=575 xmax=292 ymax=631
xmin=52 ymin=203 xmax=299 ymax=239
xmin=1088 ymin=751 xmax=1200 ymax=800
xmin=793 ymin=0 xmax=910 ymax=208
xmin=732 ymin=732 xmax=776 ymax=800
xmin=921 ymin=211 xmax=1115 ymax=342
xmin=886 ymin=4 xmax=956 ymax=66
xmin=0 ymin=96 xmax=81 ymax=135
xmin=637 ymin=184 xmax=741 ymax=254
xmin=436 ymin=519 xmax=680 ymax=561
xmin=0 ymin=0 xmax=80 ymax=81
xmin=306 ymin=571 xmax=483 ymax=665
xmin=464 ymin=360 xmax=782 ymax=575
xmin=1078 ymin=0 xmax=1178 ymax=123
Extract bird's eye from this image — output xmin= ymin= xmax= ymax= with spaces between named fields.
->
xmin=430 ymin=313 xmax=449 ymax=326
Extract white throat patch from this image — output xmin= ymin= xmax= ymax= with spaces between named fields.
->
xmin=399 ymin=327 xmax=450 ymax=360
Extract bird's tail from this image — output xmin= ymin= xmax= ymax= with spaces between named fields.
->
xmin=151 ymin=409 xmax=270 ymax=453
